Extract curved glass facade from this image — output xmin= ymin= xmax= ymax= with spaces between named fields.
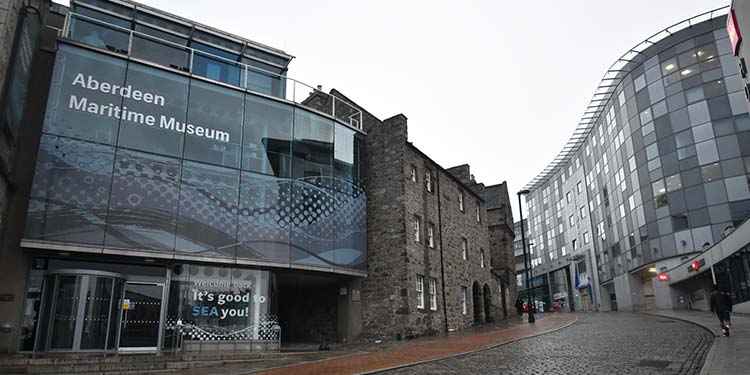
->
xmin=24 ymin=44 xmax=366 ymax=274
xmin=524 ymin=15 xmax=750 ymax=301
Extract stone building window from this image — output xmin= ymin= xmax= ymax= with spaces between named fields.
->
xmin=461 ymin=237 xmax=468 ymax=260
xmin=475 ymin=204 xmax=481 ymax=223
xmin=428 ymin=223 xmax=435 ymax=248
xmin=459 ymin=191 xmax=465 ymax=212
xmin=413 ymin=216 xmax=421 ymax=243
xmin=480 ymin=249 xmax=485 ymax=268
xmin=416 ymin=275 xmax=425 ymax=309
xmin=429 ymin=278 xmax=437 ymax=311
xmin=461 ymin=286 xmax=467 ymax=315
xmin=584 ymin=231 xmax=590 ymax=244
xmin=425 ymin=169 xmax=433 ymax=192
xmin=410 ymin=165 xmax=417 ymax=182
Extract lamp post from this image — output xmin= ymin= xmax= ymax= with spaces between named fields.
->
xmin=517 ymin=189 xmax=535 ymax=323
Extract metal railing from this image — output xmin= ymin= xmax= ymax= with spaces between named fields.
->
xmin=61 ymin=11 xmax=363 ymax=131
xmin=522 ymin=6 xmax=729 ymax=192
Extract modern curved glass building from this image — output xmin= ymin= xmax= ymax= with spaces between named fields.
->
xmin=522 ymin=8 xmax=750 ymax=312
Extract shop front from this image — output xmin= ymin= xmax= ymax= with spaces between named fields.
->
xmin=549 ymin=268 xmax=571 ymax=312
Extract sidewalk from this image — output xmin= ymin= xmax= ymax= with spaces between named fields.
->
xmin=644 ymin=310 xmax=750 ymax=375
xmin=249 ymin=313 xmax=577 ymax=375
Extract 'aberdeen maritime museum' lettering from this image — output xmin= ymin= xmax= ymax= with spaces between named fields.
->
xmin=68 ymin=73 xmax=230 ymax=143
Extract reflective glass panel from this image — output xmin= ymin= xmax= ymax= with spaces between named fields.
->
xmin=43 ymin=45 xmax=126 ymax=144
xmin=116 ymin=62 xmax=189 ymax=157
xmin=25 ymin=135 xmax=114 ymax=245
xmin=184 ymin=80 xmax=243 ymax=168
xmin=175 ymin=161 xmax=240 ymax=258
xmin=105 ymin=150 xmax=181 ymax=251
xmin=241 ymin=94 xmax=293 ymax=176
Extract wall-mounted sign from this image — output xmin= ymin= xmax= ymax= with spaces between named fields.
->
xmin=687 ymin=259 xmax=705 ymax=273
xmin=122 ymin=299 xmax=131 ymax=310
xmin=658 ymin=273 xmax=669 ymax=282
xmin=728 ymin=9 xmax=743 ymax=56
xmin=0 ymin=294 xmax=14 ymax=302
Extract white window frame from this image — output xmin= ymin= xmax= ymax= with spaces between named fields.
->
xmin=429 ymin=278 xmax=437 ymax=311
xmin=428 ymin=223 xmax=435 ymax=248
xmin=416 ymin=275 xmax=425 ymax=309
xmin=410 ymin=165 xmax=417 ymax=182
xmin=461 ymin=237 xmax=468 ymax=260
xmin=459 ymin=191 xmax=465 ymax=212
xmin=413 ymin=216 xmax=421 ymax=242
xmin=480 ymin=249 xmax=485 ymax=268
xmin=425 ymin=170 xmax=433 ymax=192
xmin=476 ymin=204 xmax=481 ymax=222
xmin=461 ymin=286 xmax=467 ymax=315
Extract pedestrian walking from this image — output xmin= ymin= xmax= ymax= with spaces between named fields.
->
xmin=709 ymin=284 xmax=733 ymax=337
xmin=514 ymin=297 xmax=524 ymax=318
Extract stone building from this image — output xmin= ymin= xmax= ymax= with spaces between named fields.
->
xmin=318 ymin=89 xmax=517 ymax=340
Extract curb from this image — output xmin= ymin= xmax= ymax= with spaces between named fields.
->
xmin=358 ymin=316 xmax=579 ymax=375
xmin=640 ymin=311 xmax=719 ymax=337
xmin=640 ymin=312 xmax=716 ymax=375
xmin=237 ymin=352 xmax=370 ymax=375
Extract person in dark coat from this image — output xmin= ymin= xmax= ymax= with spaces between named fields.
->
xmin=709 ymin=284 xmax=733 ymax=336
xmin=514 ymin=297 xmax=524 ymax=318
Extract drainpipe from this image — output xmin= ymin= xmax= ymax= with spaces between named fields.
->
xmin=436 ymin=168 xmax=449 ymax=333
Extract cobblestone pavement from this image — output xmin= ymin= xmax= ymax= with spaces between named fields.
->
xmin=386 ymin=313 xmax=712 ymax=375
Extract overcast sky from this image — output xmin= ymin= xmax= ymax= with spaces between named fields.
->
xmin=61 ymin=0 xmax=729 ymax=220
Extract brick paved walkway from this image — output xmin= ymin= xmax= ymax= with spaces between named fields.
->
xmin=644 ymin=310 xmax=750 ymax=375
xmin=251 ymin=314 xmax=577 ymax=375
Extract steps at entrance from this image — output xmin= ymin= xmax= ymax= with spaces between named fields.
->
xmin=0 ymin=352 xmax=318 ymax=374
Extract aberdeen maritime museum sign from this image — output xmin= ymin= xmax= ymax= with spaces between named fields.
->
xmin=68 ymin=73 xmax=230 ymax=142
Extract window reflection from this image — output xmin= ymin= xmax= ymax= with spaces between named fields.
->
xmin=242 ymin=94 xmax=293 ymax=177
xmin=237 ymin=171 xmax=291 ymax=262
xmin=184 ymin=80 xmax=243 ymax=168
xmin=43 ymin=45 xmax=127 ymax=144
xmin=175 ymin=161 xmax=240 ymax=258
xmin=105 ymin=150 xmax=181 ymax=250
xmin=117 ymin=63 xmax=189 ymax=157
xmin=25 ymin=135 xmax=115 ymax=245
xmin=190 ymin=41 xmax=241 ymax=86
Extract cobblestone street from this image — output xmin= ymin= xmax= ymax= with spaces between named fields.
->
xmin=387 ymin=313 xmax=712 ymax=375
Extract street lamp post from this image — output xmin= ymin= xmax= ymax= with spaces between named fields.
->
xmin=517 ymin=189 xmax=535 ymax=323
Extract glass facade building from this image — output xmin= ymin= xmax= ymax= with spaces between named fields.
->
xmin=523 ymin=9 xmax=750 ymax=311
xmin=16 ymin=0 xmax=366 ymax=354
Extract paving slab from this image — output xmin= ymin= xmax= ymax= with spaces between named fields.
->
xmin=644 ymin=310 xmax=750 ymax=375
xmin=248 ymin=314 xmax=577 ymax=375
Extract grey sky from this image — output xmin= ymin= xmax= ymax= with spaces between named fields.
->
xmin=61 ymin=0 xmax=729 ymax=220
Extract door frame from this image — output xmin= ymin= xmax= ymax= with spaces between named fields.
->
xmin=43 ymin=269 xmax=127 ymax=353
xmin=118 ymin=281 xmax=166 ymax=353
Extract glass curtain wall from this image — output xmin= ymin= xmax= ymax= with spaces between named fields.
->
xmin=525 ymin=16 xmax=750 ymax=286
xmin=25 ymin=44 xmax=365 ymax=272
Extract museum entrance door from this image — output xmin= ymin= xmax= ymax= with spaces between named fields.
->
xmin=119 ymin=282 xmax=164 ymax=351
xmin=44 ymin=270 xmax=126 ymax=352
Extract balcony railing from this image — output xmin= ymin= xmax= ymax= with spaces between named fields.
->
xmin=61 ymin=11 xmax=363 ymax=131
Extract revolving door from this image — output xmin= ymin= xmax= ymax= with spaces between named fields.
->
xmin=40 ymin=270 xmax=126 ymax=352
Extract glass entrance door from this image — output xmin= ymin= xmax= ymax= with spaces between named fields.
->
xmin=44 ymin=271 xmax=125 ymax=352
xmin=119 ymin=283 xmax=164 ymax=351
